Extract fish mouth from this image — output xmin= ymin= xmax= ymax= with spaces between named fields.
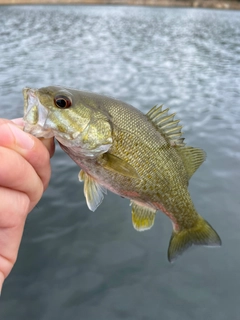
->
xmin=23 ymin=88 xmax=54 ymax=138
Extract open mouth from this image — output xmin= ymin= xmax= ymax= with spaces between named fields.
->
xmin=23 ymin=88 xmax=54 ymax=138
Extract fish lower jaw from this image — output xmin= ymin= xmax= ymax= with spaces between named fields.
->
xmin=23 ymin=122 xmax=54 ymax=138
xmin=58 ymin=138 xmax=112 ymax=158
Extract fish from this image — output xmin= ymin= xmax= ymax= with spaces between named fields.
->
xmin=22 ymin=86 xmax=221 ymax=262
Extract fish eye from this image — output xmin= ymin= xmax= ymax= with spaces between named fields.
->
xmin=54 ymin=95 xmax=72 ymax=109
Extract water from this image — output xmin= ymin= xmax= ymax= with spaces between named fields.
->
xmin=0 ymin=5 xmax=240 ymax=320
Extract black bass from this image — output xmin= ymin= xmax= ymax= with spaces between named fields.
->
xmin=23 ymin=86 xmax=221 ymax=261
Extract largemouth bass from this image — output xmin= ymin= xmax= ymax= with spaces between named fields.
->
xmin=23 ymin=86 xmax=221 ymax=261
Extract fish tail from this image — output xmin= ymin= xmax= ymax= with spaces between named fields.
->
xmin=168 ymin=217 xmax=221 ymax=262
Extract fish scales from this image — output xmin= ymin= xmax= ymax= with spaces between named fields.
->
xmin=23 ymin=86 xmax=221 ymax=262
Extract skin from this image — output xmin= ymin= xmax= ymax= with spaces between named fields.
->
xmin=0 ymin=118 xmax=54 ymax=294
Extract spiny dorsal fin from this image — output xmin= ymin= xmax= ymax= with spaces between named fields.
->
xmin=177 ymin=146 xmax=206 ymax=180
xmin=146 ymin=105 xmax=185 ymax=147
xmin=131 ymin=201 xmax=156 ymax=231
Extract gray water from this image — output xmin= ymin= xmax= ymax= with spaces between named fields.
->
xmin=0 ymin=5 xmax=240 ymax=320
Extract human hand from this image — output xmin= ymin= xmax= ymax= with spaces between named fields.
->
xmin=0 ymin=118 xmax=55 ymax=294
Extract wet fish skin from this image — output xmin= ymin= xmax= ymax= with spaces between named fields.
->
xmin=23 ymin=86 xmax=221 ymax=262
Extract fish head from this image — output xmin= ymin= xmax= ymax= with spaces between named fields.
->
xmin=23 ymin=86 xmax=113 ymax=156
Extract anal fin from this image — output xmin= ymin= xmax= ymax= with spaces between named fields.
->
xmin=78 ymin=170 xmax=107 ymax=212
xmin=131 ymin=201 xmax=156 ymax=231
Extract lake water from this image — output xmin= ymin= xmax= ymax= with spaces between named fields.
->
xmin=0 ymin=5 xmax=240 ymax=320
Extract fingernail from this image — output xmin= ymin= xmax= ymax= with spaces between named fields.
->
xmin=8 ymin=124 xmax=35 ymax=150
xmin=11 ymin=118 xmax=24 ymax=126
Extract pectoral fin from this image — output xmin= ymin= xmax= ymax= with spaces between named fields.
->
xmin=131 ymin=201 xmax=156 ymax=231
xmin=78 ymin=170 xmax=107 ymax=212
xmin=101 ymin=153 xmax=139 ymax=178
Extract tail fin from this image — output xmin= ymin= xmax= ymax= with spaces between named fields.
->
xmin=168 ymin=218 xmax=221 ymax=262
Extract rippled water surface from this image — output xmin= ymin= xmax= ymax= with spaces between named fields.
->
xmin=0 ymin=5 xmax=240 ymax=320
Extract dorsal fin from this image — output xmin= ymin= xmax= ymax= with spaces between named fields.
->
xmin=147 ymin=105 xmax=206 ymax=179
xmin=177 ymin=146 xmax=206 ymax=180
xmin=146 ymin=105 xmax=185 ymax=147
